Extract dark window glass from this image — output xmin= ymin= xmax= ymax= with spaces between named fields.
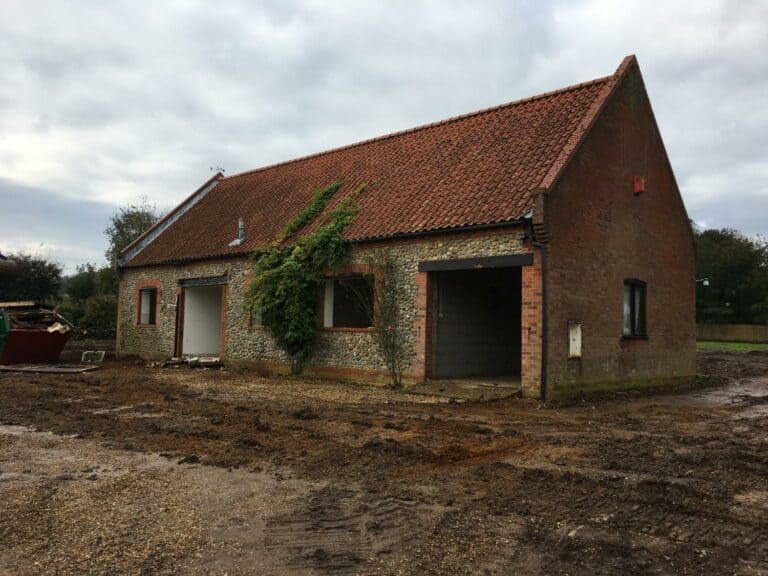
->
xmin=333 ymin=276 xmax=373 ymax=328
xmin=623 ymin=280 xmax=646 ymax=337
xmin=139 ymin=288 xmax=157 ymax=325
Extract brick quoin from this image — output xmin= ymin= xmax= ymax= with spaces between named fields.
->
xmin=520 ymin=252 xmax=543 ymax=397
xmin=411 ymin=271 xmax=429 ymax=382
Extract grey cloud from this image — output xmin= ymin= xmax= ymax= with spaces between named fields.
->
xmin=0 ymin=178 xmax=115 ymax=270
xmin=0 ymin=0 xmax=766 ymax=272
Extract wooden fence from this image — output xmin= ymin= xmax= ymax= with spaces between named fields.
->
xmin=697 ymin=324 xmax=768 ymax=343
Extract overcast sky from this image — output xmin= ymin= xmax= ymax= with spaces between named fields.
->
xmin=1 ymin=0 xmax=766 ymax=272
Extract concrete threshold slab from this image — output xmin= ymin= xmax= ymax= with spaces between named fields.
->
xmin=0 ymin=364 xmax=99 ymax=374
xmin=407 ymin=378 xmax=522 ymax=401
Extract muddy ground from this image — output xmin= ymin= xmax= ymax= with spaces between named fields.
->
xmin=0 ymin=351 xmax=766 ymax=575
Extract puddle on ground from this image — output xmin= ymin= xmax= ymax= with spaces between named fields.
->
xmin=0 ymin=424 xmax=35 ymax=436
xmin=90 ymin=405 xmax=134 ymax=415
xmin=121 ymin=411 xmax=170 ymax=419
xmin=733 ymin=404 xmax=768 ymax=420
xmin=695 ymin=377 xmax=768 ymax=420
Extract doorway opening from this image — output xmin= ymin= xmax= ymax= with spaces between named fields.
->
xmin=178 ymin=284 xmax=224 ymax=357
xmin=430 ymin=267 xmax=522 ymax=381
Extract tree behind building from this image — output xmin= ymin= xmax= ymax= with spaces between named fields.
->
xmin=696 ymin=228 xmax=768 ymax=325
xmin=104 ymin=198 xmax=160 ymax=268
xmin=0 ymin=253 xmax=62 ymax=303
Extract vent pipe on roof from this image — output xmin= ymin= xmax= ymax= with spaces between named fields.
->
xmin=229 ymin=217 xmax=245 ymax=247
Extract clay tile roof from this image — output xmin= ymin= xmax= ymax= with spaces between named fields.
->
xmin=124 ymin=56 xmax=636 ymax=267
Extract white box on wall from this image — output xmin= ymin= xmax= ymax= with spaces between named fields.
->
xmin=569 ymin=322 xmax=582 ymax=359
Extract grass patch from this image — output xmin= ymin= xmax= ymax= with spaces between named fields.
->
xmin=697 ymin=340 xmax=768 ymax=352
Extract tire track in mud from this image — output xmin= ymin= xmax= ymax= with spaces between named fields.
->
xmin=264 ymin=485 xmax=442 ymax=574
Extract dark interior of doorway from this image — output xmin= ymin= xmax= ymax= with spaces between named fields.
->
xmin=430 ymin=267 xmax=521 ymax=380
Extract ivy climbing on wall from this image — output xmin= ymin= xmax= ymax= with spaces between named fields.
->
xmin=245 ymin=181 xmax=366 ymax=373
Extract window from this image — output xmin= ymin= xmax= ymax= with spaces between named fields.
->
xmin=138 ymin=288 xmax=157 ymax=325
xmin=323 ymin=275 xmax=373 ymax=328
xmin=623 ymin=280 xmax=646 ymax=337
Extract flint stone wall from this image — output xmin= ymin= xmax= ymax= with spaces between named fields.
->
xmin=118 ymin=230 xmax=526 ymax=374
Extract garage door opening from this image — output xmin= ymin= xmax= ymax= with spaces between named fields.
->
xmin=430 ymin=267 xmax=521 ymax=381
xmin=179 ymin=285 xmax=224 ymax=357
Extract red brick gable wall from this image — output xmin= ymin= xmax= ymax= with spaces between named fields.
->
xmin=543 ymin=62 xmax=696 ymax=399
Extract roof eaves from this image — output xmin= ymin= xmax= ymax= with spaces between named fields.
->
xmin=120 ymin=217 xmax=530 ymax=269
xmin=350 ymin=217 xmax=529 ymax=245
xmin=120 ymin=249 xmax=252 ymax=269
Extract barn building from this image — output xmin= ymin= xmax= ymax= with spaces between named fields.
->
xmin=116 ymin=55 xmax=696 ymax=400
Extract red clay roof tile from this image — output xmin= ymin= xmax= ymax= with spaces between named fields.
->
xmin=125 ymin=56 xmax=635 ymax=267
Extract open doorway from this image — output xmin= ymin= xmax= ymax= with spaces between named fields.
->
xmin=179 ymin=284 xmax=224 ymax=357
xmin=430 ymin=267 xmax=521 ymax=380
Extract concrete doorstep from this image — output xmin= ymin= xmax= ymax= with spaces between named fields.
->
xmin=0 ymin=364 xmax=99 ymax=374
xmin=406 ymin=377 xmax=522 ymax=401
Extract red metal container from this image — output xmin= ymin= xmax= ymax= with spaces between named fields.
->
xmin=0 ymin=329 xmax=72 ymax=364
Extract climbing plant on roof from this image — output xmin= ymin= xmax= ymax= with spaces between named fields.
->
xmin=245 ymin=181 xmax=366 ymax=373
xmin=275 ymin=181 xmax=342 ymax=244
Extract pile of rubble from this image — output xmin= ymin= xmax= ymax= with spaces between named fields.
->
xmin=1 ymin=301 xmax=72 ymax=333
xmin=0 ymin=301 xmax=74 ymax=364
